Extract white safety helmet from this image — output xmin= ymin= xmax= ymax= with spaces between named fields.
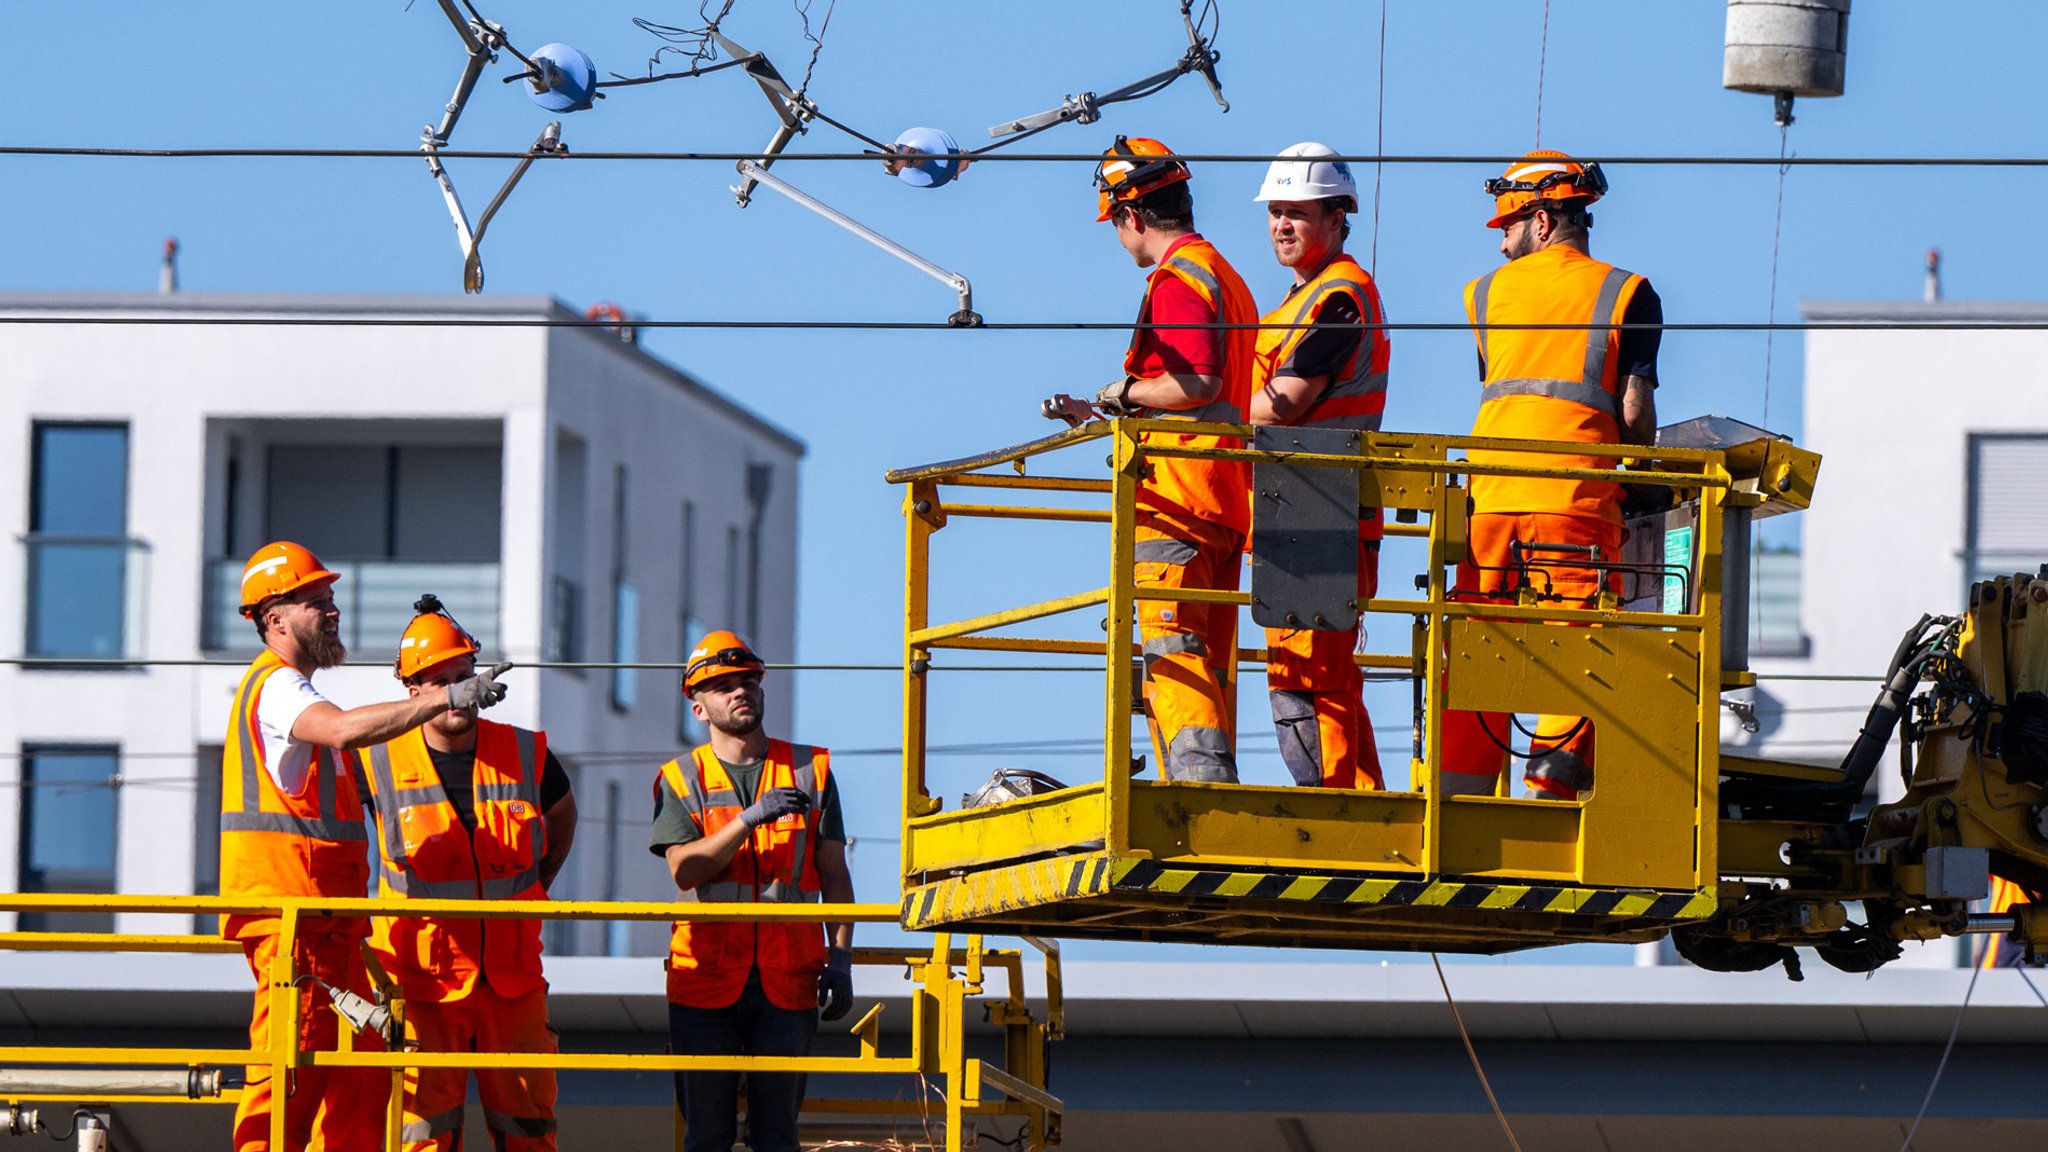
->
xmin=1253 ymin=141 xmax=1359 ymax=209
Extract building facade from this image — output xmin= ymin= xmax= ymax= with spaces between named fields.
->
xmin=0 ymin=292 xmax=803 ymax=953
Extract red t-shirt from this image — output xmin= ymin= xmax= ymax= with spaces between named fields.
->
xmin=1128 ymin=235 xmax=1225 ymax=379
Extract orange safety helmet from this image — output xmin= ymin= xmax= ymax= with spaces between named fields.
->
xmin=682 ymin=630 xmax=766 ymax=696
xmin=1483 ymin=149 xmax=1608 ymax=229
xmin=393 ymin=594 xmax=481 ymax=681
xmin=237 ymin=541 xmax=340 ymax=618
xmin=1094 ymin=135 xmax=1192 ymax=222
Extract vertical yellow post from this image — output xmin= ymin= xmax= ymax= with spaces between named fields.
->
xmin=1104 ymin=422 xmax=1140 ymax=855
xmin=903 ymin=483 xmax=941 ymax=841
xmin=267 ymin=903 xmax=301 ymax=1152
xmin=1419 ymin=476 xmax=1458 ymax=878
xmin=1694 ymin=469 xmax=1729 ymax=893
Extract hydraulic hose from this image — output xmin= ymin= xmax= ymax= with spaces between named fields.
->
xmin=1835 ymin=614 xmax=1938 ymax=795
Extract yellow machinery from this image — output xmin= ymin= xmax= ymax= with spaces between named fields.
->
xmin=887 ymin=415 xmax=2048 ymax=971
xmin=0 ymin=894 xmax=1062 ymax=1151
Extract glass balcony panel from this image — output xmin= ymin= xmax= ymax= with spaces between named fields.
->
xmin=21 ymin=536 xmax=149 ymax=659
xmin=203 ymin=558 xmax=501 ymax=655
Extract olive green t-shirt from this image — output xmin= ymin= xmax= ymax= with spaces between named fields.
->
xmin=647 ymin=755 xmax=846 ymax=855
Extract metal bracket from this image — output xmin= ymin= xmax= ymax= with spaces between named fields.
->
xmin=987 ymin=0 xmax=1226 ymax=139
xmin=420 ymin=0 xmax=566 ymax=292
xmin=712 ymin=31 xmax=815 ymax=208
xmin=735 ymin=159 xmax=979 ymax=325
xmin=424 ymin=122 xmax=567 ymax=293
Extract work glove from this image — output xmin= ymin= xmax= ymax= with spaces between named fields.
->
xmin=1093 ymin=377 xmax=1139 ymax=418
xmin=739 ymin=786 xmax=810 ymax=829
xmin=446 ymin=663 xmax=513 ymax=711
xmin=818 ymin=946 xmax=854 ymax=1021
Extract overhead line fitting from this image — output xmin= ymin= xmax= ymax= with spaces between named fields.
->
xmin=981 ymin=0 xmax=1228 ymax=152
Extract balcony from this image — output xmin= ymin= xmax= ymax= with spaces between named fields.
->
xmin=202 ymin=558 xmax=501 ymax=654
xmin=19 ymin=535 xmax=151 ymax=660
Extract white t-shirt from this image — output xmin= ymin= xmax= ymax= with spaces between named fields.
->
xmin=252 ymin=667 xmax=332 ymax=797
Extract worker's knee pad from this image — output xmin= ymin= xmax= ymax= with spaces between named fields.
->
xmin=1524 ymin=747 xmax=1593 ymax=797
xmin=1269 ymin=690 xmax=1323 ymax=787
xmin=1165 ymin=726 xmax=1237 ymax=783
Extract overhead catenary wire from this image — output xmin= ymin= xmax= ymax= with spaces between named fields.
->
xmin=2 ymin=316 xmax=2043 ymax=332
xmin=5 ymin=146 xmax=2046 ymax=165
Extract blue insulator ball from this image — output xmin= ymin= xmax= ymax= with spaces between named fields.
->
xmin=893 ymin=127 xmax=962 ymax=188
xmin=528 ymin=43 xmax=598 ymax=113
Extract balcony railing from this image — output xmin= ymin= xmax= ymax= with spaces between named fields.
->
xmin=19 ymin=534 xmax=151 ymax=660
xmin=202 ymin=559 xmax=501 ymax=654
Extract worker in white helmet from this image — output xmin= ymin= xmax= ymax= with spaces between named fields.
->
xmin=1247 ymin=142 xmax=1392 ymax=790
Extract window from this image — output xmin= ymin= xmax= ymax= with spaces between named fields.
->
xmin=1965 ymin=433 xmax=2048 ymax=590
xmin=678 ymin=502 xmax=705 ymax=743
xmin=610 ymin=467 xmax=638 ymax=712
xmin=18 ymin=745 xmax=120 ymax=932
xmin=25 ymin=423 xmax=136 ymax=658
xmin=546 ymin=432 xmax=588 ymax=664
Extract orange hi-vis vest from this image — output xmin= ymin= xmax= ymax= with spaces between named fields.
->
xmin=362 ymin=721 xmax=548 ymax=1004
xmin=1253 ymin=253 xmax=1391 ymax=541
xmin=1463 ymin=243 xmax=1645 ymax=522
xmin=219 ymin=650 xmax=371 ymax=941
xmin=655 ymin=741 xmax=829 ymax=1011
xmin=1123 ymin=237 xmax=1260 ymax=537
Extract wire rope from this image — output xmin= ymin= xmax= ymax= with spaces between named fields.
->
xmin=1533 ymin=0 xmax=1551 ymax=149
xmin=1371 ymin=0 xmax=1388 ymax=277
xmin=1433 ymin=954 xmax=1525 ymax=1152
xmin=1 ymin=316 xmax=2043 ymax=332
xmin=6 ymin=146 xmax=2047 ymax=166
xmin=1897 ymin=958 xmax=1981 ymax=1152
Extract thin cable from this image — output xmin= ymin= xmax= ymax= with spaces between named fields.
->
xmin=2017 ymin=966 xmax=2048 ymax=1009
xmin=8 ymin=146 xmax=2048 ymax=165
xmin=3 ymin=315 xmax=2046 ymax=332
xmin=1432 ymin=954 xmax=1524 ymax=1152
xmin=1762 ymin=124 xmax=1791 ymax=431
xmin=1898 ymin=959 xmax=1982 ymax=1152
xmin=634 ymin=3 xmax=739 ymax=76
xmin=791 ymin=0 xmax=838 ymax=105
xmin=1371 ymin=0 xmax=1387 ymax=276
xmin=1533 ymin=0 xmax=1551 ymax=148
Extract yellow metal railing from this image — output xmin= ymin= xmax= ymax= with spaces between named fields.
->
xmin=0 ymin=893 xmax=1062 ymax=1152
xmin=888 ymin=420 xmax=1777 ymax=903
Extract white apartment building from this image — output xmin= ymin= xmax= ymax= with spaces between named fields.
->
xmin=1719 ymin=298 xmax=2048 ymax=966
xmin=0 ymin=292 xmax=803 ymax=955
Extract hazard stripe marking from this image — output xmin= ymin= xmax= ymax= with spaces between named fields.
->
xmin=904 ymin=854 xmax=1714 ymax=927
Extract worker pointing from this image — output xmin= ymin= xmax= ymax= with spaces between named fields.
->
xmin=1440 ymin=151 xmax=1662 ymax=799
xmin=651 ymin=631 xmax=857 ymax=1152
xmin=1058 ymin=134 xmax=1259 ymax=782
xmin=1247 ymin=142 xmax=1390 ymax=791
xmin=220 ymin=542 xmax=509 ymax=1152
xmin=362 ymin=597 xmax=576 ymax=1151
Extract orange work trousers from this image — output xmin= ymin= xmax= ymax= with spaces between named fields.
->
xmin=1135 ymin=514 xmax=1242 ymax=782
xmin=234 ymin=930 xmax=389 ymax=1152
xmin=1265 ymin=538 xmax=1383 ymax=789
xmin=397 ymin=985 xmax=558 ymax=1151
xmin=1440 ymin=512 xmax=1623 ymax=799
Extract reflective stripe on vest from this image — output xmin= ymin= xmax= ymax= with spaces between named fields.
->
xmin=1117 ymin=236 xmax=1260 ymax=534
xmin=366 ymin=724 xmax=544 ymax=902
xmin=1464 ymin=245 xmax=1644 ymax=521
xmin=220 ymin=655 xmax=371 ymax=849
xmin=1253 ymin=259 xmax=1390 ymax=434
xmin=675 ymin=743 xmax=826 ymax=905
xmin=1471 ymin=264 xmax=1633 ymax=421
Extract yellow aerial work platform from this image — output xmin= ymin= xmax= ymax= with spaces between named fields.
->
xmin=888 ymin=416 xmax=1819 ymax=953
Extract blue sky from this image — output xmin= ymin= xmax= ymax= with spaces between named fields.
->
xmin=11 ymin=2 xmax=2045 ymax=961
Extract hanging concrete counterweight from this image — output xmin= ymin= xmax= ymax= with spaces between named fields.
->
xmin=1724 ymin=0 xmax=1849 ymax=123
